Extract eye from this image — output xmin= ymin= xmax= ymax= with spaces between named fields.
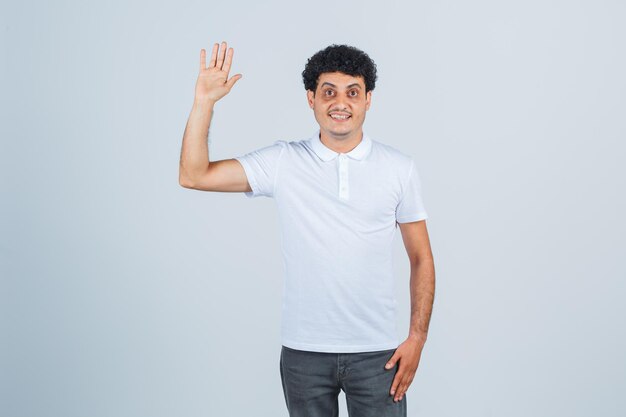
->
xmin=324 ymin=89 xmax=334 ymax=96
xmin=348 ymin=90 xmax=358 ymax=97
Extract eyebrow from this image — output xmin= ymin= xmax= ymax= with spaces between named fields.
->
xmin=320 ymin=82 xmax=363 ymax=89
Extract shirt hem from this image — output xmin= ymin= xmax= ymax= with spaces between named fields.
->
xmin=396 ymin=213 xmax=428 ymax=223
xmin=281 ymin=339 xmax=399 ymax=353
xmin=234 ymin=156 xmax=260 ymax=198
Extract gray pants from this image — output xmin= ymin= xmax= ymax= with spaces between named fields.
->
xmin=279 ymin=345 xmax=407 ymax=417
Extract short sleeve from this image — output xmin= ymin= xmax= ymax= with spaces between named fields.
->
xmin=395 ymin=159 xmax=429 ymax=223
xmin=234 ymin=140 xmax=286 ymax=198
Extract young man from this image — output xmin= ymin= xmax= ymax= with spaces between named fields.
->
xmin=179 ymin=41 xmax=435 ymax=417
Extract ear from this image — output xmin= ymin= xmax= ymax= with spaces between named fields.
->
xmin=365 ymin=90 xmax=372 ymax=111
xmin=307 ymin=89 xmax=315 ymax=109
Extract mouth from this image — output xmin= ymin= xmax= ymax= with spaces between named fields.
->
xmin=329 ymin=112 xmax=352 ymax=122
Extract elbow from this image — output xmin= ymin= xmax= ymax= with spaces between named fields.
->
xmin=179 ymin=172 xmax=194 ymax=189
xmin=410 ymin=254 xmax=434 ymax=269
xmin=179 ymin=164 xmax=203 ymax=189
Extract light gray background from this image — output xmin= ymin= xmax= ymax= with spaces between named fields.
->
xmin=2 ymin=0 xmax=624 ymax=416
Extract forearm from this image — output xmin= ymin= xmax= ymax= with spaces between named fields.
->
xmin=179 ymin=97 xmax=216 ymax=183
xmin=408 ymin=259 xmax=435 ymax=342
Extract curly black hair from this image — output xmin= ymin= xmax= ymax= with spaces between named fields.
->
xmin=302 ymin=44 xmax=377 ymax=94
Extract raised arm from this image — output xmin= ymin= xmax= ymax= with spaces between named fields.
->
xmin=179 ymin=41 xmax=250 ymax=192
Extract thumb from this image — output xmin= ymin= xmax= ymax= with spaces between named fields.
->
xmin=226 ymin=73 xmax=243 ymax=89
xmin=385 ymin=353 xmax=399 ymax=369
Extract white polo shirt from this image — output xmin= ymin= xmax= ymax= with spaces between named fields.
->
xmin=235 ymin=129 xmax=429 ymax=353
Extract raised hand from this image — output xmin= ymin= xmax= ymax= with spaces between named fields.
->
xmin=195 ymin=41 xmax=243 ymax=103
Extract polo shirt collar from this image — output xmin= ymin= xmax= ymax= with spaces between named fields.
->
xmin=309 ymin=129 xmax=373 ymax=162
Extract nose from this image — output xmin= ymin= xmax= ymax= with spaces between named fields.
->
xmin=332 ymin=95 xmax=349 ymax=111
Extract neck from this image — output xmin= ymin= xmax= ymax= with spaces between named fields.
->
xmin=319 ymin=129 xmax=364 ymax=154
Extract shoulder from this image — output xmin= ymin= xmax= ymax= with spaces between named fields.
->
xmin=370 ymin=138 xmax=414 ymax=172
xmin=372 ymin=139 xmax=411 ymax=159
xmin=272 ymin=136 xmax=313 ymax=154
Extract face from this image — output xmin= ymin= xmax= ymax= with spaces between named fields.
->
xmin=307 ymin=71 xmax=372 ymax=141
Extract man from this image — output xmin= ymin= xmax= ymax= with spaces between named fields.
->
xmin=179 ymin=41 xmax=435 ymax=417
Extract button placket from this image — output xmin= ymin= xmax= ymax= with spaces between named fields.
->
xmin=338 ymin=154 xmax=349 ymax=200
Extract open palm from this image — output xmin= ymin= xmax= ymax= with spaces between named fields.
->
xmin=195 ymin=41 xmax=242 ymax=103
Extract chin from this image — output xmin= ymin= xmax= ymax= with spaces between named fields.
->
xmin=325 ymin=127 xmax=352 ymax=137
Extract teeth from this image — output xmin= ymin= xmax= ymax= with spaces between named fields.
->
xmin=330 ymin=114 xmax=350 ymax=120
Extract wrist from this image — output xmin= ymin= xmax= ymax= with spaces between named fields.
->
xmin=194 ymin=96 xmax=217 ymax=108
xmin=408 ymin=332 xmax=427 ymax=343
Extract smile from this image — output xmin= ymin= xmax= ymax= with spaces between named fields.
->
xmin=329 ymin=113 xmax=351 ymax=121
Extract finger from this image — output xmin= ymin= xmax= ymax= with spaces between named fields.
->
xmin=222 ymin=47 xmax=234 ymax=75
xmin=395 ymin=380 xmax=408 ymax=401
xmin=395 ymin=373 xmax=414 ymax=401
xmin=200 ymin=49 xmax=206 ymax=71
xmin=394 ymin=384 xmax=404 ymax=401
xmin=385 ymin=353 xmax=399 ymax=369
xmin=226 ymin=73 xmax=243 ymax=89
xmin=390 ymin=373 xmax=402 ymax=396
xmin=217 ymin=41 xmax=227 ymax=69
xmin=208 ymin=43 xmax=218 ymax=68
xmin=394 ymin=391 xmax=405 ymax=402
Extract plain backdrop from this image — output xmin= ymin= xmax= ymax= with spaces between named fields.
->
xmin=1 ymin=1 xmax=625 ymax=416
